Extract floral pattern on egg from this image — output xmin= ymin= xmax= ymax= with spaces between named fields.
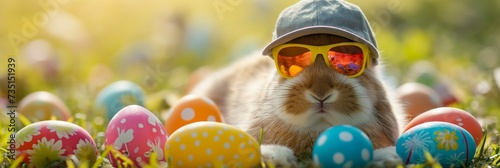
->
xmin=15 ymin=120 xmax=98 ymax=167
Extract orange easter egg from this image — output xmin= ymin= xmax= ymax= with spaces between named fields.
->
xmin=396 ymin=82 xmax=442 ymax=120
xmin=165 ymin=94 xmax=224 ymax=135
xmin=403 ymin=107 xmax=483 ymax=146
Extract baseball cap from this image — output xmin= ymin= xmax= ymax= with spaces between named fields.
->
xmin=262 ymin=0 xmax=379 ymax=64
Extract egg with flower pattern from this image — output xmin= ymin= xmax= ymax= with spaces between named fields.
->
xmin=396 ymin=121 xmax=476 ymax=167
xmin=15 ymin=120 xmax=98 ymax=167
xmin=166 ymin=121 xmax=261 ymax=168
xmin=105 ymin=105 xmax=167 ymax=167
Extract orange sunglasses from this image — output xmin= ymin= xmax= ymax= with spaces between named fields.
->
xmin=271 ymin=42 xmax=371 ymax=78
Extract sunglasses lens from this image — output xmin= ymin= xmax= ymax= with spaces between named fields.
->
xmin=328 ymin=45 xmax=365 ymax=76
xmin=277 ymin=47 xmax=311 ymax=77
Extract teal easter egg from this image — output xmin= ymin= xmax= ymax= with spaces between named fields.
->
xmin=312 ymin=125 xmax=373 ymax=168
xmin=95 ymin=80 xmax=145 ymax=120
xmin=396 ymin=121 xmax=476 ymax=167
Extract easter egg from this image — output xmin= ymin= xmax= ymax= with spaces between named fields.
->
xmin=404 ymin=107 xmax=483 ymax=146
xmin=18 ymin=91 xmax=71 ymax=121
xmin=396 ymin=121 xmax=476 ymax=167
xmin=15 ymin=120 xmax=98 ymax=167
xmin=94 ymin=80 xmax=145 ymax=120
xmin=396 ymin=82 xmax=442 ymax=120
xmin=165 ymin=94 xmax=223 ymax=135
xmin=312 ymin=125 xmax=373 ymax=168
xmin=105 ymin=105 xmax=167 ymax=167
xmin=166 ymin=121 xmax=261 ymax=168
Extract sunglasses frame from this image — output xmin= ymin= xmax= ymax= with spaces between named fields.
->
xmin=271 ymin=42 xmax=371 ymax=79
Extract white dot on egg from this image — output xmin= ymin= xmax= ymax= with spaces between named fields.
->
xmin=249 ymin=152 xmax=254 ymax=159
xmin=191 ymin=132 xmax=198 ymax=138
xmin=136 ymin=157 xmax=142 ymax=163
xmin=180 ymin=144 xmax=186 ymax=151
xmin=240 ymin=142 xmax=245 ymax=149
xmin=160 ymin=129 xmax=165 ymax=135
xmin=175 ymin=137 xmax=180 ymax=142
xmin=339 ymin=131 xmax=353 ymax=142
xmin=120 ymin=119 xmax=126 ymax=123
xmin=206 ymin=148 xmax=212 ymax=155
xmin=214 ymin=136 xmax=220 ymax=142
xmin=181 ymin=108 xmax=195 ymax=121
xmin=134 ymin=147 xmax=139 ymax=153
xmin=229 ymin=135 xmax=235 ymax=141
xmin=248 ymin=140 xmax=253 ymax=145
xmin=239 ymin=133 xmax=244 ymax=138
xmin=195 ymin=140 xmax=201 ymax=146
xmin=206 ymin=162 xmax=213 ymax=167
xmin=344 ymin=161 xmax=353 ymax=168
xmin=218 ymin=130 xmax=223 ymax=135
xmin=313 ymin=154 xmax=319 ymax=164
xmin=234 ymin=154 xmax=239 ymax=159
xmin=188 ymin=155 xmax=194 ymax=161
xmin=361 ymin=148 xmax=371 ymax=161
xmin=224 ymin=142 xmax=230 ymax=149
xmin=202 ymin=132 xmax=209 ymax=137
xmin=152 ymin=128 xmax=157 ymax=133
xmin=459 ymin=123 xmax=464 ymax=126
xmin=207 ymin=115 xmax=216 ymax=122
xmin=202 ymin=96 xmax=216 ymax=105
xmin=177 ymin=161 xmax=183 ymax=166
xmin=218 ymin=155 xmax=224 ymax=161
xmin=333 ymin=152 xmax=345 ymax=164
xmin=138 ymin=124 xmax=144 ymax=128
xmin=317 ymin=135 xmax=328 ymax=147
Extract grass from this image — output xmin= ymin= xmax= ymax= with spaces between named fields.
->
xmin=0 ymin=107 xmax=499 ymax=167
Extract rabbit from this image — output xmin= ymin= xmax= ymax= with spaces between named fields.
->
xmin=190 ymin=34 xmax=407 ymax=167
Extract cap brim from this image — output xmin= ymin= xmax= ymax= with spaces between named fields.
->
xmin=261 ymin=26 xmax=379 ymax=60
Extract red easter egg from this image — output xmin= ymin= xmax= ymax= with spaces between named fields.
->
xmin=15 ymin=120 xmax=98 ymax=167
xmin=403 ymin=107 xmax=483 ymax=146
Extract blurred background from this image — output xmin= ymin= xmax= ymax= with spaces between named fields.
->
xmin=1 ymin=0 xmax=499 ymax=122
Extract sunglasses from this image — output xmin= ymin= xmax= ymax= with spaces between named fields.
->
xmin=271 ymin=42 xmax=371 ymax=78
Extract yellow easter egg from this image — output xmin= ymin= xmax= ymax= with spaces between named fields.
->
xmin=166 ymin=122 xmax=261 ymax=168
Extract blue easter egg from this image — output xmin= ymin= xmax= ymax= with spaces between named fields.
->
xmin=396 ymin=121 xmax=476 ymax=167
xmin=313 ymin=125 xmax=373 ymax=168
xmin=94 ymin=80 xmax=145 ymax=120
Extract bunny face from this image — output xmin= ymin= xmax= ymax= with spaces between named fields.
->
xmin=266 ymin=34 xmax=380 ymax=131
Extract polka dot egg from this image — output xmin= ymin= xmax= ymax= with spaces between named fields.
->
xmin=166 ymin=121 xmax=261 ymax=168
xmin=105 ymin=105 xmax=167 ymax=167
xmin=165 ymin=94 xmax=223 ymax=135
xmin=313 ymin=125 xmax=373 ymax=168
xmin=15 ymin=120 xmax=98 ymax=167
